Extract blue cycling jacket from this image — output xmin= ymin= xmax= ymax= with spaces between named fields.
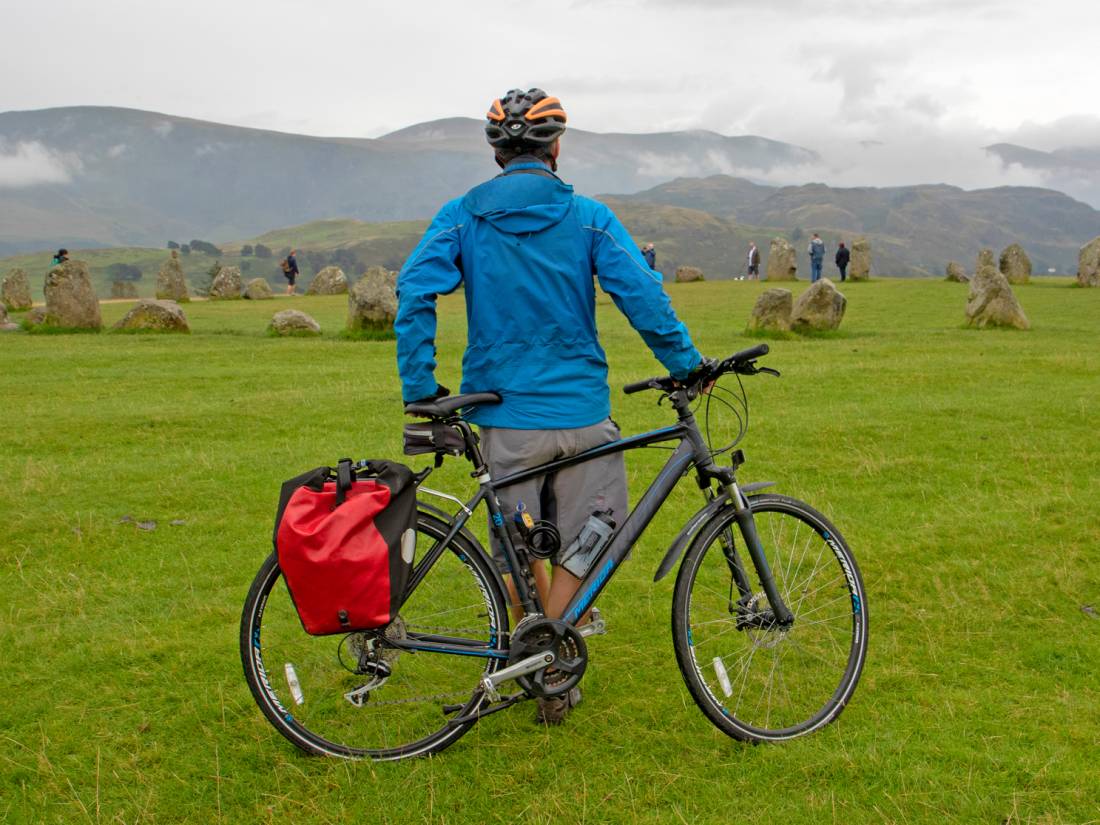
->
xmin=395 ymin=161 xmax=701 ymax=430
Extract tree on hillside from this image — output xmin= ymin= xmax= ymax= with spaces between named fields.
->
xmin=241 ymin=260 xmax=252 ymax=273
xmin=106 ymin=262 xmax=143 ymax=282
xmin=189 ymin=239 xmax=222 ymax=256
xmin=241 ymin=244 xmax=254 ymax=256
xmin=167 ymin=240 xmax=180 ymax=250
xmin=180 ymin=244 xmax=191 ymax=256
xmin=254 ymin=244 xmax=272 ymax=259
xmin=790 ymin=226 xmax=804 ymax=243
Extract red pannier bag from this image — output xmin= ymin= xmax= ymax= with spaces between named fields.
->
xmin=274 ymin=459 xmax=418 ymax=636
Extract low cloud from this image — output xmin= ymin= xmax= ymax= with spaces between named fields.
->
xmin=0 ymin=140 xmax=82 ymax=187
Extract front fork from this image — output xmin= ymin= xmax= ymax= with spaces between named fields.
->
xmin=710 ymin=483 xmax=794 ymax=627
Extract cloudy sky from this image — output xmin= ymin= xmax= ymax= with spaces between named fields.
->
xmin=3 ymin=0 xmax=1099 ymax=197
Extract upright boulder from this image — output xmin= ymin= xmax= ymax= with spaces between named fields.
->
xmin=965 ymin=265 xmax=1029 ymax=330
xmin=347 ymin=266 xmax=397 ymax=333
xmin=747 ymin=288 xmax=792 ymax=332
xmin=976 ymin=248 xmax=995 ymax=273
xmin=270 ymin=309 xmax=321 ymax=337
xmin=766 ymin=238 xmax=797 ymax=281
xmin=1077 ymin=236 xmax=1100 ymax=287
xmin=674 ymin=266 xmax=704 ymax=283
xmin=849 ymin=238 xmax=871 ymax=281
xmin=945 ymin=261 xmax=969 ymax=282
xmin=999 ymin=243 xmax=1031 ymax=284
xmin=44 ymin=260 xmax=101 ymax=329
xmin=0 ymin=303 xmax=19 ymax=331
xmin=113 ymin=299 xmax=190 ymax=333
xmin=209 ymin=266 xmax=242 ymax=299
xmin=307 ymin=266 xmax=348 ymax=295
xmin=243 ymin=278 xmax=274 ymax=300
xmin=2 ymin=268 xmax=33 ymax=311
xmin=156 ymin=251 xmax=190 ymax=302
xmin=110 ymin=280 xmax=139 ymax=299
xmin=791 ymin=278 xmax=846 ymax=332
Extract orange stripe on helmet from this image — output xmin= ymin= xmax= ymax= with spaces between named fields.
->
xmin=525 ymin=97 xmax=567 ymax=122
xmin=486 ymin=99 xmax=506 ymax=122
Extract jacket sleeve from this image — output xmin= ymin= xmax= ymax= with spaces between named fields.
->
xmin=582 ymin=200 xmax=701 ymax=379
xmin=395 ymin=200 xmax=465 ymax=402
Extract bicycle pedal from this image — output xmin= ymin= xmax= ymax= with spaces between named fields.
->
xmin=578 ymin=608 xmax=607 ymax=638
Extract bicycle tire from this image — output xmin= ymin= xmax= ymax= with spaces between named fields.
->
xmin=672 ymin=493 xmax=868 ymax=741
xmin=240 ymin=508 xmax=509 ymax=760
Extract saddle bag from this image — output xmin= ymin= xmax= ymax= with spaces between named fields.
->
xmin=274 ymin=458 xmax=418 ymax=636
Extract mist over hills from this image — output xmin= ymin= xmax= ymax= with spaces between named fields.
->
xmin=0 ymin=107 xmax=815 ymax=255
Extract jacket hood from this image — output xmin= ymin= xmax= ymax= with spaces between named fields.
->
xmin=462 ymin=164 xmax=574 ymax=235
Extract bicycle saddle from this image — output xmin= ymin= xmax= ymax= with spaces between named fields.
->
xmin=404 ymin=392 xmax=502 ymax=419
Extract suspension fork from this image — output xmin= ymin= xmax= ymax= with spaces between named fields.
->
xmin=727 ymin=483 xmax=794 ymax=626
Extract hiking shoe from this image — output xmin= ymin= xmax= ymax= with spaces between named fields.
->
xmin=535 ymin=687 xmax=582 ymax=726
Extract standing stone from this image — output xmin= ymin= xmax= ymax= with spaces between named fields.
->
xmin=747 ymin=288 xmax=793 ymax=332
xmin=156 ymin=250 xmax=190 ymax=302
xmin=999 ymin=243 xmax=1031 ymax=284
xmin=347 ymin=266 xmax=397 ymax=333
xmin=110 ymin=280 xmax=139 ymax=299
xmin=976 ymin=248 xmax=995 ymax=273
xmin=1077 ymin=236 xmax=1100 ymax=287
xmin=2 ymin=268 xmax=33 ymax=310
xmin=112 ymin=299 xmax=190 ymax=332
xmin=270 ymin=309 xmax=322 ymax=336
xmin=766 ymin=238 xmax=797 ymax=281
xmin=791 ymin=278 xmax=847 ymax=332
xmin=0 ymin=303 xmax=19 ymax=331
xmin=243 ymin=278 xmax=274 ymax=300
xmin=307 ymin=266 xmax=348 ymax=295
xmin=44 ymin=260 xmax=102 ymax=329
xmin=849 ymin=238 xmax=871 ymax=281
xmin=965 ymin=265 xmax=1029 ymax=330
xmin=945 ymin=262 xmax=969 ymax=282
xmin=674 ymin=266 xmax=704 ymax=283
xmin=23 ymin=307 xmax=48 ymax=328
xmin=209 ymin=266 xmax=242 ymax=299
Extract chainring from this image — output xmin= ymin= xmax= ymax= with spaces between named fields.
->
xmin=508 ymin=617 xmax=587 ymax=699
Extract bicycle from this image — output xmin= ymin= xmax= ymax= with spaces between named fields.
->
xmin=240 ymin=343 xmax=868 ymax=760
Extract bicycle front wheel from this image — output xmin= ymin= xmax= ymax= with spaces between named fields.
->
xmin=240 ymin=509 xmax=509 ymax=760
xmin=672 ymin=493 xmax=867 ymax=741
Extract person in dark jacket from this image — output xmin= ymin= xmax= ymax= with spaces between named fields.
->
xmin=50 ymin=248 xmax=69 ymax=268
xmin=282 ymin=249 xmax=300 ymax=294
xmin=642 ymin=242 xmax=656 ymax=269
xmin=835 ymin=242 xmax=850 ymax=282
xmin=396 ymin=88 xmax=704 ymax=725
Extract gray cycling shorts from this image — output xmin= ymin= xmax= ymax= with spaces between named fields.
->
xmin=480 ymin=419 xmax=628 ymax=575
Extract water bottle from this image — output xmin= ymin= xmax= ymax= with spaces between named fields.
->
xmin=560 ymin=510 xmax=616 ymax=578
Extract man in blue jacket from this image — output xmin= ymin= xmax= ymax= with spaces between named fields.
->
xmin=395 ymin=88 xmax=703 ymax=722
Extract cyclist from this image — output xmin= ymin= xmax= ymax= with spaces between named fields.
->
xmin=395 ymin=88 xmax=704 ymax=723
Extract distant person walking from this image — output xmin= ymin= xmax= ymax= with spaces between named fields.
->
xmin=808 ymin=233 xmax=826 ymax=283
xmin=281 ymin=249 xmax=300 ymax=295
xmin=642 ymin=242 xmax=656 ymax=270
xmin=746 ymin=241 xmax=760 ymax=280
xmin=835 ymin=242 xmax=850 ymax=282
xmin=50 ymin=248 xmax=69 ymax=268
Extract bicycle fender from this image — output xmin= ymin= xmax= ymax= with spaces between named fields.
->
xmin=652 ymin=482 xmax=777 ymax=583
xmin=654 ymin=493 xmax=732 ymax=582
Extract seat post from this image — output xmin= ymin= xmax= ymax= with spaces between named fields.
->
xmin=454 ymin=419 xmax=489 ymax=478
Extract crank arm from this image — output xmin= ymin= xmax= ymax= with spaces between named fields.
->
xmin=480 ymin=650 xmax=555 ymax=701
xmin=445 ymin=691 xmax=526 ymax=726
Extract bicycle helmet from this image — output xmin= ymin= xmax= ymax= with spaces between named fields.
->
xmin=485 ymin=88 xmax=567 ymax=151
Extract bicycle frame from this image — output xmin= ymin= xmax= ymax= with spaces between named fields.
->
xmin=394 ymin=390 xmax=795 ymax=662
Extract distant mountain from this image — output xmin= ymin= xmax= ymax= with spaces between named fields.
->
xmin=612 ymin=175 xmax=1100 ymax=275
xmin=985 ymin=142 xmax=1100 ymax=211
xmin=0 ymin=106 xmax=816 ymax=254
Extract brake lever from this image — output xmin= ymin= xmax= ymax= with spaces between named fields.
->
xmin=759 ymin=367 xmax=781 ymax=378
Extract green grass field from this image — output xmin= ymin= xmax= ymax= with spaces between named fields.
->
xmin=2 ymin=279 xmax=1098 ymax=823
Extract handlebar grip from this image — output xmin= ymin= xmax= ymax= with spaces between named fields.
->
xmin=623 ymin=378 xmax=656 ymax=395
xmin=729 ymin=343 xmax=770 ymax=364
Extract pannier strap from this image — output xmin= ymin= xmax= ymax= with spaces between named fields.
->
xmin=335 ymin=458 xmax=354 ymax=507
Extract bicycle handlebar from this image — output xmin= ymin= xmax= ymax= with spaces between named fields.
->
xmin=623 ymin=343 xmax=774 ymax=395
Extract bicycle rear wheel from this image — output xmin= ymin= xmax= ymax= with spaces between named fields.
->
xmin=672 ymin=493 xmax=867 ymax=741
xmin=240 ymin=509 xmax=509 ymax=760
